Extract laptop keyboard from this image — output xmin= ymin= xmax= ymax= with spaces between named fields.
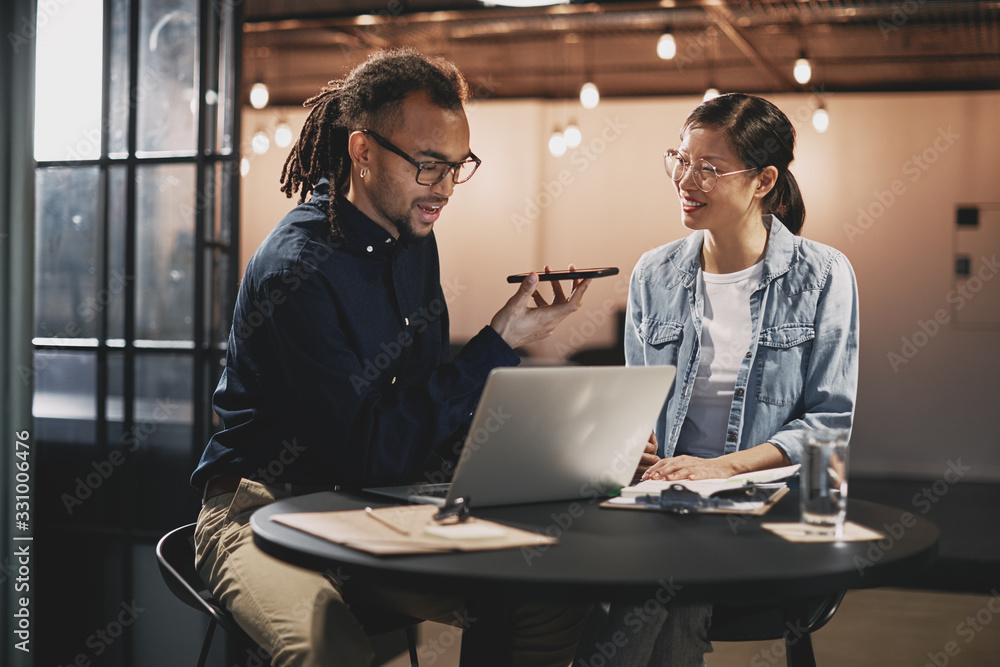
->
xmin=416 ymin=483 xmax=451 ymax=498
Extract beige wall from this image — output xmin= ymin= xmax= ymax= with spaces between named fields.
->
xmin=242 ymin=91 xmax=1000 ymax=480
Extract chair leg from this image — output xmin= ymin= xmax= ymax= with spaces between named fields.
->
xmin=785 ymin=631 xmax=816 ymax=667
xmin=406 ymin=624 xmax=420 ymax=667
xmin=197 ymin=619 xmax=217 ymax=667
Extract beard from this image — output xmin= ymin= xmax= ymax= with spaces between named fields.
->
xmin=368 ymin=170 xmax=433 ymax=246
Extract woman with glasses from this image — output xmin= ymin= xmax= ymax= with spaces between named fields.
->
xmin=578 ymin=93 xmax=859 ymax=665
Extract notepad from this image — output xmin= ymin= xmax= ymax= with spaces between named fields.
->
xmin=619 ymin=464 xmax=800 ymax=499
xmin=272 ymin=505 xmax=557 ymax=555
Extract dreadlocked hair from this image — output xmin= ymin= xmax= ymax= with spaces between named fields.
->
xmin=279 ymin=48 xmax=470 ymax=235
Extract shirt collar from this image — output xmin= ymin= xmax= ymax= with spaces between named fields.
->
xmin=310 ymin=179 xmax=399 ymax=257
xmin=671 ymin=215 xmax=797 ymax=288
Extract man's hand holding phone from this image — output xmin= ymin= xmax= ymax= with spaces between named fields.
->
xmin=490 ymin=265 xmax=592 ymax=349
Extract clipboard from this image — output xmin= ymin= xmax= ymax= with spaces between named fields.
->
xmin=600 ymin=483 xmax=789 ymax=516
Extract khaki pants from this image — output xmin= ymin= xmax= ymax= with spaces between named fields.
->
xmin=195 ymin=479 xmax=589 ymax=667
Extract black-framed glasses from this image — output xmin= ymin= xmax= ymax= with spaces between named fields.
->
xmin=361 ymin=129 xmax=481 ymax=186
xmin=663 ymin=149 xmax=756 ymax=193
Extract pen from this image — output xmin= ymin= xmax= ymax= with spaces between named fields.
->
xmin=365 ymin=507 xmax=410 ymax=536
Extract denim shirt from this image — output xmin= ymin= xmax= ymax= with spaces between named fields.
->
xmin=624 ymin=216 xmax=859 ymax=465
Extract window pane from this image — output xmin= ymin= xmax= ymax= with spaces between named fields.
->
xmin=108 ymin=166 xmax=128 ymax=339
xmin=136 ymin=164 xmax=196 ymax=340
xmin=135 ymin=353 xmax=193 ymax=450
xmin=134 ymin=353 xmax=198 ymax=530
xmin=212 ymin=162 xmax=238 ymax=343
xmin=35 ymin=167 xmax=100 ymax=339
xmin=32 ymin=350 xmax=96 ymax=446
xmin=216 ymin=0 xmax=237 ymax=154
xmin=108 ymin=0 xmax=131 ymax=158
xmin=137 ymin=0 xmax=200 ymax=155
xmin=34 ymin=0 xmax=104 ymax=161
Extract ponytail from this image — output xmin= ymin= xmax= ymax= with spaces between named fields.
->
xmin=764 ymin=170 xmax=805 ymax=235
xmin=280 ymin=87 xmax=349 ymax=205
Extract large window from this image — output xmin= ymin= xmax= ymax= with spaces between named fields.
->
xmin=32 ymin=1 xmax=240 ymax=664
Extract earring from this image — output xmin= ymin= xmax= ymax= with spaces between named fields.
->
xmin=360 ymin=168 xmax=368 ymax=179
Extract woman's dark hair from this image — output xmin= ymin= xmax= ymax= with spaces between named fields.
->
xmin=682 ymin=93 xmax=804 ymax=235
xmin=280 ymin=48 xmax=470 ymax=234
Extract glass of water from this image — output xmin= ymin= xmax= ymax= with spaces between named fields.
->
xmin=800 ymin=428 xmax=849 ymax=537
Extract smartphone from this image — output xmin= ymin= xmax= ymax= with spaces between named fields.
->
xmin=506 ymin=267 xmax=619 ymax=283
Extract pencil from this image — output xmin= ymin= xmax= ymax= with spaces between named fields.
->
xmin=365 ymin=507 xmax=410 ymax=536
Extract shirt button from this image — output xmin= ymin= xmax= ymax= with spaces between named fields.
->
xmin=391 ymin=376 xmax=397 ymax=384
xmin=384 ymin=238 xmax=392 ymax=243
xmin=404 ymin=317 xmax=409 ymax=326
xmin=727 ymin=433 xmax=738 ymax=442
xmin=745 ymin=351 xmax=752 ymax=359
xmin=366 ymin=245 xmax=373 ymax=253
xmin=735 ymin=388 xmax=744 ymax=397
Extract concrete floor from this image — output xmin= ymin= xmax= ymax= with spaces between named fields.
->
xmin=381 ymin=588 xmax=1000 ymax=666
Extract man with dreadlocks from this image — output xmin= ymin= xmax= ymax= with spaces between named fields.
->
xmin=191 ymin=49 xmax=593 ymax=666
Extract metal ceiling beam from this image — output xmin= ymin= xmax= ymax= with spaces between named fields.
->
xmin=699 ymin=0 xmax=798 ymax=93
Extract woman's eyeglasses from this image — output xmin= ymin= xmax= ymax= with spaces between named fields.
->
xmin=663 ymin=149 xmax=756 ymax=193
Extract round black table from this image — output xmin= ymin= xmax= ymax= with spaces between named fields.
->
xmin=251 ymin=490 xmax=938 ymax=664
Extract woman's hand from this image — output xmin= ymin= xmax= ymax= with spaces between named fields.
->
xmin=632 ymin=433 xmax=660 ymax=483
xmin=640 ymin=442 xmax=789 ymax=481
xmin=641 ymin=455 xmax=739 ymax=481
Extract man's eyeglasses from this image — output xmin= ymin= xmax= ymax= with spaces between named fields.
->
xmin=663 ymin=149 xmax=757 ymax=193
xmin=361 ymin=129 xmax=481 ymax=186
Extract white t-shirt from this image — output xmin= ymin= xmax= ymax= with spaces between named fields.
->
xmin=676 ymin=261 xmax=763 ymax=459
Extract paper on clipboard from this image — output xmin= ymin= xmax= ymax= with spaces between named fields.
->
xmin=619 ymin=464 xmax=800 ymax=500
xmin=271 ymin=505 xmax=557 ymax=556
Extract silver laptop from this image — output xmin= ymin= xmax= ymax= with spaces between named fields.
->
xmin=364 ymin=365 xmax=676 ymax=508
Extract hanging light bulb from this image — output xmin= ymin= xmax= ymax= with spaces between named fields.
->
xmin=563 ymin=123 xmax=582 ymax=148
xmin=251 ymin=130 xmax=270 ymax=155
xmin=656 ymin=30 xmax=677 ymax=60
xmin=703 ymin=87 xmax=720 ymax=102
xmin=812 ymin=105 xmax=830 ymax=133
xmin=793 ymin=52 xmax=812 ymax=85
xmin=249 ymin=82 xmax=269 ymax=109
xmin=274 ymin=121 xmax=293 ymax=148
xmin=580 ymin=81 xmax=600 ymax=109
xmin=548 ymin=129 xmax=567 ymax=157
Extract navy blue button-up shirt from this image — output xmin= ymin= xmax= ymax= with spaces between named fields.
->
xmin=192 ymin=180 xmax=520 ymax=489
